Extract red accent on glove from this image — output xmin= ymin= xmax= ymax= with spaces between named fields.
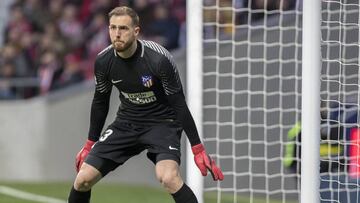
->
xmin=191 ymin=143 xmax=224 ymax=181
xmin=75 ymin=139 xmax=95 ymax=172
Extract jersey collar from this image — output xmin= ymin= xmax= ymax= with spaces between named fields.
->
xmin=113 ymin=40 xmax=143 ymax=60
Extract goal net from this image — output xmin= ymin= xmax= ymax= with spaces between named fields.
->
xmin=319 ymin=0 xmax=360 ymax=202
xmin=191 ymin=0 xmax=360 ymax=202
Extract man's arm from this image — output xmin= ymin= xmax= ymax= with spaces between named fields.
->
xmin=76 ymin=59 xmax=112 ymax=172
xmin=88 ymin=58 xmax=113 ymax=141
xmin=159 ymin=55 xmax=224 ymax=180
xmin=166 ymin=92 xmax=200 ymax=146
xmin=88 ymin=90 xmax=112 ymax=141
xmin=155 ymin=54 xmax=200 ymax=144
xmin=166 ymin=92 xmax=223 ymax=180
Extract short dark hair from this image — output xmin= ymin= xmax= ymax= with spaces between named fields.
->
xmin=108 ymin=6 xmax=139 ymax=27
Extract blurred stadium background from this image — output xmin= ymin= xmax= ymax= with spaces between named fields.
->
xmin=0 ymin=0 xmax=188 ymax=202
xmin=1 ymin=0 xmax=360 ymax=203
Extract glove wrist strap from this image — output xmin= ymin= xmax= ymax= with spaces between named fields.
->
xmin=84 ymin=139 xmax=95 ymax=150
xmin=191 ymin=143 xmax=205 ymax=155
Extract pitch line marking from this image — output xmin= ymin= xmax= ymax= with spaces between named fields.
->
xmin=0 ymin=185 xmax=67 ymax=203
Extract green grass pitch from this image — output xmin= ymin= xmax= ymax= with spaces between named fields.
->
xmin=0 ymin=182 xmax=297 ymax=203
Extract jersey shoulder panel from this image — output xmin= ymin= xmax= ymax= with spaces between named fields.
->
xmin=96 ymin=44 xmax=115 ymax=62
xmin=140 ymin=40 xmax=176 ymax=68
xmin=94 ymin=44 xmax=114 ymax=93
xmin=140 ymin=40 xmax=183 ymax=95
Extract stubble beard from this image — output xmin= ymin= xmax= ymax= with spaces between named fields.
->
xmin=113 ymin=37 xmax=135 ymax=52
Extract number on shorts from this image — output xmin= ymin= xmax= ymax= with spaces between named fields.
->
xmin=99 ymin=129 xmax=113 ymax=142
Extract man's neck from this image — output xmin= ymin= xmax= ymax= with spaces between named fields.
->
xmin=117 ymin=40 xmax=137 ymax=58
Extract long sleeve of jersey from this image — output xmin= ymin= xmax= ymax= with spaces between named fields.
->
xmin=88 ymin=59 xmax=112 ymax=141
xmin=166 ymin=92 xmax=201 ymax=146
xmin=157 ymin=55 xmax=201 ymax=146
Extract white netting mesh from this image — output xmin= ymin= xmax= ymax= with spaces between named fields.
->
xmin=319 ymin=0 xmax=360 ymax=202
xmin=200 ymin=0 xmax=360 ymax=202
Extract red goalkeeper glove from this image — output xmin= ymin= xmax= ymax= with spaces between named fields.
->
xmin=192 ymin=143 xmax=224 ymax=181
xmin=75 ymin=139 xmax=95 ymax=172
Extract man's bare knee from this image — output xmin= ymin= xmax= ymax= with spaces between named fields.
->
xmin=74 ymin=178 xmax=89 ymax=191
xmin=156 ymin=160 xmax=183 ymax=193
xmin=158 ymin=170 xmax=179 ymax=188
xmin=73 ymin=163 xmax=102 ymax=192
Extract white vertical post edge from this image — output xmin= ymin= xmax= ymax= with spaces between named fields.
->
xmin=301 ymin=0 xmax=321 ymax=203
xmin=186 ymin=0 xmax=203 ymax=203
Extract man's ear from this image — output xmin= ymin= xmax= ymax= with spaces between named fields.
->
xmin=134 ymin=26 xmax=140 ymax=36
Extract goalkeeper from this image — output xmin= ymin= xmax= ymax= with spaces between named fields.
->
xmin=68 ymin=6 xmax=223 ymax=203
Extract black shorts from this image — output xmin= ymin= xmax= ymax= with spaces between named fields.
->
xmin=85 ymin=120 xmax=182 ymax=176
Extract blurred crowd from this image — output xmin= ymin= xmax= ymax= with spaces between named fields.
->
xmin=203 ymin=0 xmax=298 ymax=38
xmin=0 ymin=0 xmax=297 ymax=100
xmin=0 ymin=0 xmax=185 ymax=99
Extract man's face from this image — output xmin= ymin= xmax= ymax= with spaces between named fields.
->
xmin=109 ymin=15 xmax=140 ymax=52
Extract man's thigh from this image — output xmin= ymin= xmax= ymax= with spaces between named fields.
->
xmin=140 ymin=122 xmax=183 ymax=165
xmin=87 ymin=123 xmax=146 ymax=175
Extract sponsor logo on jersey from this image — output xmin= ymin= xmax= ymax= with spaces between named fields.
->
xmin=141 ymin=75 xmax=153 ymax=88
xmin=121 ymin=91 xmax=157 ymax=104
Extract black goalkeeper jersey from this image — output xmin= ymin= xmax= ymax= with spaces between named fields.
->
xmin=88 ymin=40 xmax=200 ymax=145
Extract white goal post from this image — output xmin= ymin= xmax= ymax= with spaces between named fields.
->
xmin=186 ymin=0 xmax=204 ymax=203
xmin=186 ymin=0 xmax=360 ymax=203
xmin=301 ymin=0 xmax=321 ymax=202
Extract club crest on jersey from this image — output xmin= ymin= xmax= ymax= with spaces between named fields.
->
xmin=141 ymin=75 xmax=153 ymax=88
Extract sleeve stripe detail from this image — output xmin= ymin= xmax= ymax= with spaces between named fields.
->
xmin=95 ymin=71 xmax=112 ymax=93
xmin=96 ymin=82 xmax=112 ymax=93
xmin=140 ymin=41 xmax=145 ymax=57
